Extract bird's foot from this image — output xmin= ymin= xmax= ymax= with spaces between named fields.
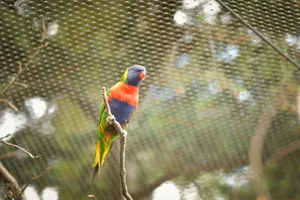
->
xmin=106 ymin=115 xmax=116 ymax=125
xmin=120 ymin=130 xmax=127 ymax=137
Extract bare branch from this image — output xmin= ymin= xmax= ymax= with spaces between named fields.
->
xmin=0 ymin=134 xmax=11 ymax=140
xmin=0 ymin=17 xmax=47 ymax=200
xmin=14 ymin=82 xmax=28 ymax=88
xmin=265 ymin=140 xmax=300 ymax=166
xmin=0 ymin=17 xmax=48 ymax=98
xmin=0 ymin=98 xmax=19 ymax=112
xmin=32 ymin=167 xmax=51 ymax=180
xmin=17 ymin=61 xmax=22 ymax=73
xmin=0 ymin=136 xmax=42 ymax=159
xmin=102 ymin=87 xmax=112 ymax=117
xmin=119 ymin=135 xmax=132 ymax=200
xmin=40 ymin=16 xmax=47 ymax=43
xmin=21 ymin=167 xmax=52 ymax=193
xmin=102 ymin=87 xmax=133 ymax=200
xmin=249 ymin=104 xmax=276 ymax=200
xmin=0 ymin=162 xmax=24 ymax=200
xmin=0 ymin=162 xmax=19 ymax=188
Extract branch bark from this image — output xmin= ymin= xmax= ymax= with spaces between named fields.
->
xmin=102 ymin=87 xmax=133 ymax=200
xmin=265 ymin=140 xmax=300 ymax=166
xmin=0 ymin=98 xmax=19 ymax=112
xmin=0 ymin=163 xmax=19 ymax=189
xmin=0 ymin=135 xmax=42 ymax=159
xmin=248 ymin=83 xmax=292 ymax=200
xmin=0 ymin=162 xmax=23 ymax=200
xmin=31 ymin=167 xmax=51 ymax=180
xmin=249 ymin=104 xmax=276 ymax=200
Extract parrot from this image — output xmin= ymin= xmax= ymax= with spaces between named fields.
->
xmin=92 ymin=65 xmax=146 ymax=181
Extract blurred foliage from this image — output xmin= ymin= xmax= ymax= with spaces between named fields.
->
xmin=1 ymin=0 xmax=300 ymax=200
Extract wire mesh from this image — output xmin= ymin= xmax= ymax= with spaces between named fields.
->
xmin=1 ymin=0 xmax=300 ymax=200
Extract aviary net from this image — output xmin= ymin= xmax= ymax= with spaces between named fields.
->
xmin=1 ymin=0 xmax=300 ymax=199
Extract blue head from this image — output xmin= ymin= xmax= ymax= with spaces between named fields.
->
xmin=121 ymin=65 xmax=146 ymax=86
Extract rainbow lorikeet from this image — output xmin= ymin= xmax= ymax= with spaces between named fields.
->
xmin=93 ymin=65 xmax=146 ymax=180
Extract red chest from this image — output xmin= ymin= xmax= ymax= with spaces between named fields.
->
xmin=108 ymin=82 xmax=139 ymax=106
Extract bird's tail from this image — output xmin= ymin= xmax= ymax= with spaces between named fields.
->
xmin=92 ymin=137 xmax=113 ymax=182
xmin=92 ymin=139 xmax=101 ymax=183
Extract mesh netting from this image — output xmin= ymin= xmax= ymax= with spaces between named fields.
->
xmin=1 ymin=0 xmax=300 ymax=200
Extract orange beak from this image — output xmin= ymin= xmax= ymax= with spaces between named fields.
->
xmin=139 ymin=71 xmax=146 ymax=80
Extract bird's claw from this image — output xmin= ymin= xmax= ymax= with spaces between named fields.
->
xmin=106 ymin=115 xmax=116 ymax=125
xmin=120 ymin=130 xmax=127 ymax=137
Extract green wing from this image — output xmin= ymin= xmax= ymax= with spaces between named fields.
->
xmin=97 ymin=88 xmax=119 ymax=164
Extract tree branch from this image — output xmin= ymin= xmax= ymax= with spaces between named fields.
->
xmin=0 ymin=16 xmax=47 ymax=200
xmin=0 ymin=162 xmax=19 ymax=189
xmin=0 ymin=98 xmax=19 ymax=112
xmin=265 ymin=140 xmax=300 ymax=166
xmin=249 ymin=104 xmax=276 ymax=200
xmin=0 ymin=162 xmax=23 ymax=200
xmin=0 ymin=134 xmax=42 ymax=159
xmin=21 ymin=167 xmax=52 ymax=193
xmin=14 ymin=82 xmax=28 ymax=89
xmin=0 ymin=17 xmax=48 ymax=98
xmin=247 ymin=83 xmax=293 ymax=200
xmin=119 ymin=135 xmax=132 ymax=200
xmin=31 ymin=167 xmax=51 ymax=180
xmin=102 ymin=87 xmax=133 ymax=200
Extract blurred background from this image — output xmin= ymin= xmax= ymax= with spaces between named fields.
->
xmin=1 ymin=0 xmax=300 ymax=199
